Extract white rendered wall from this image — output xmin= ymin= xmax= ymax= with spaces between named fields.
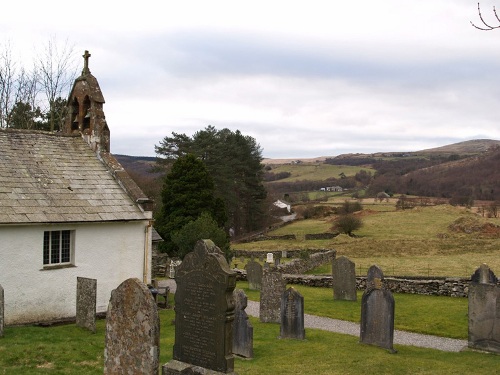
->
xmin=0 ymin=221 xmax=152 ymax=325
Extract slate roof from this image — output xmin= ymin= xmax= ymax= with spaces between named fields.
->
xmin=0 ymin=129 xmax=149 ymax=224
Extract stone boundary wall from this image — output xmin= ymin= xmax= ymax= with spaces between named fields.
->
xmin=232 ymin=248 xmax=331 ymax=259
xmin=278 ymin=275 xmax=481 ymax=298
xmin=277 ymin=250 xmax=336 ymax=275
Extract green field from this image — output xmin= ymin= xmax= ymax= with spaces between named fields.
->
xmin=266 ymin=162 xmax=372 ymax=183
xmin=233 ymin=204 xmax=500 ymax=277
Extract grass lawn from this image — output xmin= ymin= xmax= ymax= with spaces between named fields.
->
xmin=1 ymin=292 xmax=498 ymax=375
xmin=237 ymin=282 xmax=468 ymax=339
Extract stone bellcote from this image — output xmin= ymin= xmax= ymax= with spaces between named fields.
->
xmin=63 ymin=50 xmax=110 ymax=153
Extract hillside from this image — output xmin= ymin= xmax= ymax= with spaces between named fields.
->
xmin=114 ymin=139 xmax=500 ymax=202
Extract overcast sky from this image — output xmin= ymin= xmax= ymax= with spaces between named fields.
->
xmin=2 ymin=1 xmax=500 ymax=158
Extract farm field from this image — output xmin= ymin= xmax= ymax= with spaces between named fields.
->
xmin=233 ymin=203 xmax=500 ymax=277
xmin=265 ymin=162 xmax=372 ymax=183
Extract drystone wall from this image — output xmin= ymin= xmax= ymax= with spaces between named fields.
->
xmin=279 ymin=275 xmax=479 ymax=297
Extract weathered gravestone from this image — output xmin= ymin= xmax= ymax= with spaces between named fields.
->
xmin=104 ymin=278 xmax=160 ymax=375
xmin=360 ymin=265 xmax=396 ymax=353
xmin=245 ymin=260 xmax=263 ymax=290
xmin=468 ymin=264 xmax=500 ymax=353
xmin=163 ymin=240 xmax=237 ymax=375
xmin=332 ymin=256 xmax=357 ymax=301
xmin=280 ymin=287 xmax=305 ymax=340
xmin=76 ymin=277 xmax=97 ymax=333
xmin=0 ymin=283 xmax=4 ymax=338
xmin=232 ymin=289 xmax=253 ymax=358
xmin=260 ymin=268 xmax=286 ymax=323
xmin=266 ymin=252 xmax=274 ymax=264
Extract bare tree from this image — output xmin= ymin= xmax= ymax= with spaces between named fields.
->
xmin=471 ymin=2 xmax=500 ymax=30
xmin=36 ymin=37 xmax=78 ymax=131
xmin=0 ymin=42 xmax=15 ymax=128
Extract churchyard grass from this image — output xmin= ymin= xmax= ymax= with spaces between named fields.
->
xmin=1 ymin=297 xmax=497 ymax=374
xmin=237 ymin=282 xmax=468 ymax=339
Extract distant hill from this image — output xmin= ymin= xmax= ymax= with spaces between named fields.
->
xmin=263 ymin=139 xmax=500 ymax=164
xmin=115 ymin=139 xmax=500 ymax=202
xmin=418 ymin=139 xmax=500 ymax=154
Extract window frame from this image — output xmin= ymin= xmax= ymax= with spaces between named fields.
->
xmin=42 ymin=229 xmax=75 ymax=269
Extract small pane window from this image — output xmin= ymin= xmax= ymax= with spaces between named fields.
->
xmin=43 ymin=230 xmax=73 ymax=266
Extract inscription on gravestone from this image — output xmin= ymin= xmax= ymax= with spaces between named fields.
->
xmin=0 ymin=284 xmax=4 ymax=338
xmin=76 ymin=277 xmax=97 ymax=333
xmin=260 ymin=268 xmax=285 ymax=323
xmin=245 ymin=260 xmax=263 ymax=290
xmin=280 ymin=287 xmax=305 ymax=340
xmin=360 ymin=265 xmax=396 ymax=353
xmin=104 ymin=278 xmax=160 ymax=375
xmin=468 ymin=264 xmax=500 ymax=353
xmin=232 ymin=289 xmax=253 ymax=358
xmin=332 ymin=256 xmax=357 ymax=301
xmin=164 ymin=240 xmax=237 ymax=374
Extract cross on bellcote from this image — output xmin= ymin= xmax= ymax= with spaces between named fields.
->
xmin=82 ymin=50 xmax=91 ymax=75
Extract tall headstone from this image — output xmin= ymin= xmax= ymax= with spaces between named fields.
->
xmin=260 ymin=268 xmax=286 ymax=323
xmin=468 ymin=264 xmax=500 ymax=353
xmin=104 ymin=278 xmax=160 ymax=375
xmin=332 ymin=256 xmax=357 ymax=301
xmin=232 ymin=289 xmax=253 ymax=358
xmin=0 ymin=284 xmax=4 ymax=338
xmin=360 ymin=265 xmax=396 ymax=353
xmin=76 ymin=277 xmax=97 ymax=333
xmin=280 ymin=287 xmax=305 ymax=340
xmin=245 ymin=260 xmax=263 ymax=290
xmin=163 ymin=240 xmax=237 ymax=375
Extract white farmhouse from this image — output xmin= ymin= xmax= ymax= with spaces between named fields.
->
xmin=0 ymin=51 xmax=153 ymax=325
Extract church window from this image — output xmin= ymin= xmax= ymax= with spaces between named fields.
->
xmin=43 ymin=230 xmax=74 ymax=267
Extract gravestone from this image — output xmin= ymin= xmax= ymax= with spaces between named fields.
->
xmin=0 ymin=284 xmax=4 ymax=338
xmin=280 ymin=287 xmax=305 ymax=340
xmin=163 ymin=240 xmax=237 ymax=374
xmin=266 ymin=252 xmax=274 ymax=264
xmin=232 ymin=289 xmax=253 ymax=358
xmin=104 ymin=278 xmax=160 ymax=375
xmin=360 ymin=265 xmax=396 ymax=353
xmin=245 ymin=260 xmax=263 ymax=290
xmin=332 ymin=256 xmax=357 ymax=301
xmin=281 ymin=250 xmax=288 ymax=258
xmin=468 ymin=264 xmax=500 ymax=353
xmin=260 ymin=268 xmax=286 ymax=323
xmin=76 ymin=277 xmax=97 ymax=333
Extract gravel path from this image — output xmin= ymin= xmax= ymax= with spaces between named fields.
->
xmin=160 ymin=279 xmax=467 ymax=353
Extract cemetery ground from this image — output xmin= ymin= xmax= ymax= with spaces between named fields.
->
xmin=1 ymin=284 xmax=499 ymax=374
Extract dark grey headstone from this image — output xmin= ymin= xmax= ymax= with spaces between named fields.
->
xmin=260 ymin=269 xmax=286 ymax=323
xmin=104 ymin=278 xmax=160 ymax=374
xmin=165 ymin=240 xmax=236 ymax=374
xmin=0 ymin=284 xmax=3 ymax=338
xmin=360 ymin=266 xmax=396 ymax=353
xmin=232 ymin=289 xmax=253 ymax=358
xmin=76 ymin=277 xmax=97 ymax=333
xmin=245 ymin=260 xmax=263 ymax=290
xmin=471 ymin=263 xmax=498 ymax=284
xmin=366 ymin=264 xmax=384 ymax=290
xmin=280 ymin=287 xmax=305 ymax=340
xmin=468 ymin=264 xmax=500 ymax=353
xmin=332 ymin=256 xmax=357 ymax=301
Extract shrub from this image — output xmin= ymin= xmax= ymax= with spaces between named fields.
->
xmin=332 ymin=214 xmax=363 ymax=236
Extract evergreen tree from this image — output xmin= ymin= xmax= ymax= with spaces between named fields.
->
xmin=155 ymin=126 xmax=267 ymax=236
xmin=155 ymin=154 xmax=226 ymax=256
xmin=171 ymin=212 xmax=230 ymax=260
